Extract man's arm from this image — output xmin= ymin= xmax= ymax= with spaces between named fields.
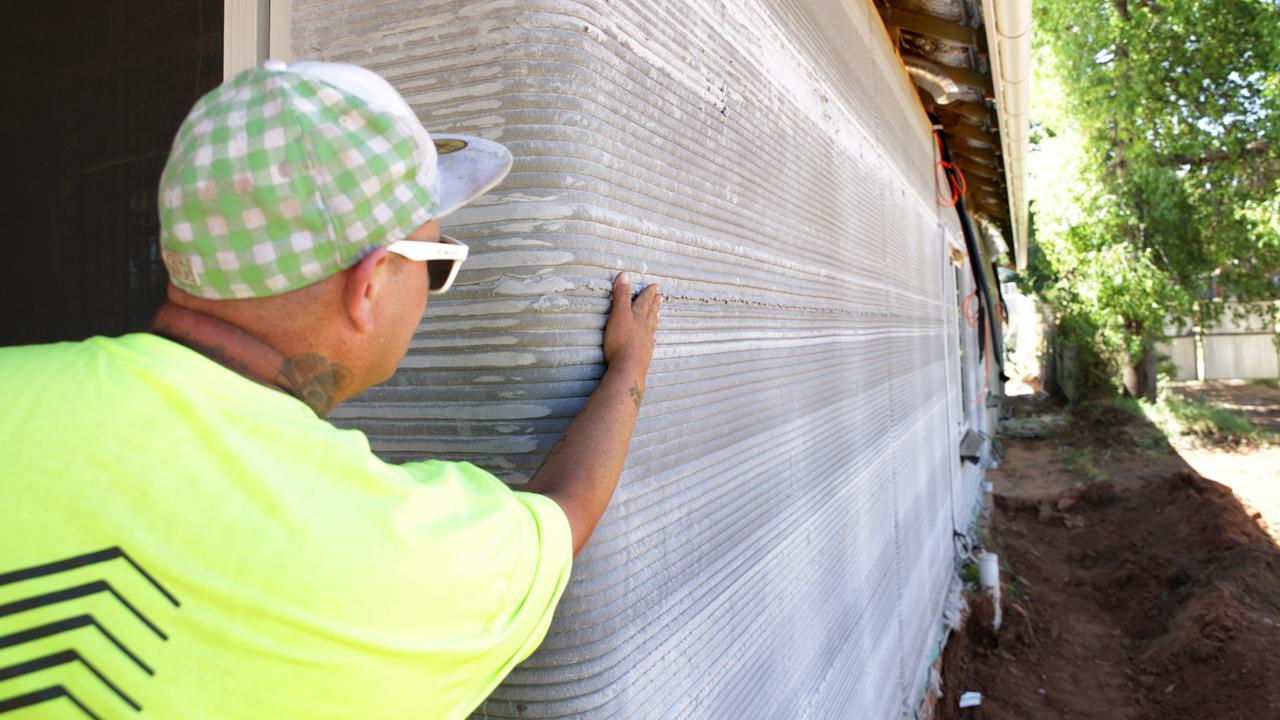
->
xmin=522 ymin=272 xmax=662 ymax=557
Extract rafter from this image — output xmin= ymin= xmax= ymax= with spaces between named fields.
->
xmin=945 ymin=123 xmax=1000 ymax=146
xmin=882 ymin=7 xmax=982 ymax=47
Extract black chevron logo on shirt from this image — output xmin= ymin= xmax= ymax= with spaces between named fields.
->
xmin=0 ymin=548 xmax=180 ymax=718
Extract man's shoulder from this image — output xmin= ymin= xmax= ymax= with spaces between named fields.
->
xmin=0 ymin=333 xmax=104 ymax=364
xmin=0 ymin=336 xmax=135 ymax=431
xmin=0 ymin=333 xmax=174 ymax=378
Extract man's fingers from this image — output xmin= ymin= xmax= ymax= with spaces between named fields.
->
xmin=612 ymin=272 xmax=632 ymax=311
xmin=634 ymin=283 xmax=661 ymax=312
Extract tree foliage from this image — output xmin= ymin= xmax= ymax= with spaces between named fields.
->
xmin=1028 ymin=0 xmax=1280 ymax=394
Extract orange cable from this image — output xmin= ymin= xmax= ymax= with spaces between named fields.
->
xmin=961 ymin=289 xmax=981 ymax=328
xmin=933 ymin=131 xmax=967 ymax=208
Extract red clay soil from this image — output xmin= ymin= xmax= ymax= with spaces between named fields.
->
xmin=938 ymin=423 xmax=1280 ymax=719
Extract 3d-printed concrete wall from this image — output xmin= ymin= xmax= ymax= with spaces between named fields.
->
xmin=296 ymin=0 xmax=988 ymax=715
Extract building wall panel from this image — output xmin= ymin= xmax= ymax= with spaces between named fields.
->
xmin=294 ymin=0 xmax=977 ymax=715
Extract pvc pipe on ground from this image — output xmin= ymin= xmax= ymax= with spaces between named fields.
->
xmin=979 ymin=551 xmax=1003 ymax=632
xmin=978 ymin=552 xmax=1000 ymax=589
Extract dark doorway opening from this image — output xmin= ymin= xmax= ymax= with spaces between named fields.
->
xmin=2 ymin=1 xmax=222 ymax=346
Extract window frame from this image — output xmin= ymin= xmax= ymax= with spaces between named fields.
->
xmin=224 ymin=0 xmax=293 ymax=79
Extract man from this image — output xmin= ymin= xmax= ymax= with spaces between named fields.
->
xmin=0 ymin=61 xmax=659 ymax=718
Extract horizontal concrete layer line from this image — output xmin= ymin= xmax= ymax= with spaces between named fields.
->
xmin=366 ymin=379 xmax=897 ymax=484
xmin=387 ymin=331 xmax=944 ymax=371
xmin=355 ymin=362 xmax=940 ymax=461
xmin=357 ymin=361 xmax=944 ymax=479
xmin=425 ymin=256 xmax=943 ymax=315
xmin=390 ymin=327 xmax=945 ymax=372
xmin=348 ymin=348 xmax=933 ymax=430
xmin=353 ymin=380 xmax=935 ymax=472
xmin=358 ymin=338 xmax=913 ymax=402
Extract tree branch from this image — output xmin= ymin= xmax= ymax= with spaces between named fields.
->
xmin=1166 ymin=140 xmax=1270 ymax=167
xmin=1114 ymin=0 xmax=1131 ymax=22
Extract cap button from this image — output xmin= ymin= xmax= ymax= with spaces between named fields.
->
xmin=263 ymin=59 xmax=288 ymax=71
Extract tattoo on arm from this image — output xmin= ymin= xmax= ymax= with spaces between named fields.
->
xmin=534 ymin=432 xmax=568 ymax=474
xmin=275 ymin=353 xmax=353 ymax=417
xmin=628 ymin=382 xmax=643 ymax=410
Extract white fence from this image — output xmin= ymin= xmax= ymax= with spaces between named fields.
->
xmin=1161 ymin=303 xmax=1280 ymax=381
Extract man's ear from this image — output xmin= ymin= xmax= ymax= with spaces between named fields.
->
xmin=342 ymin=248 xmax=394 ymax=334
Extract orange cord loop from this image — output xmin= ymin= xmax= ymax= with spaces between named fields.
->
xmin=933 ymin=131 xmax=967 ymax=208
xmin=961 ymin=289 xmax=981 ymax=328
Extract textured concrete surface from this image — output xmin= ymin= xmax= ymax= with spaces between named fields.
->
xmin=297 ymin=1 xmax=990 ymax=716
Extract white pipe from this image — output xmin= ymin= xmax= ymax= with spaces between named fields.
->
xmin=978 ymin=552 xmax=1003 ymax=632
xmin=1001 ymin=82 xmax=1028 ymax=116
xmin=998 ymin=37 xmax=1031 ymax=84
xmin=978 ymin=552 xmax=1000 ymax=589
xmin=996 ymin=0 xmax=1032 ymax=39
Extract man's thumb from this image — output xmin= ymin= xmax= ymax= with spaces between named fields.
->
xmin=612 ymin=272 xmax=631 ymax=307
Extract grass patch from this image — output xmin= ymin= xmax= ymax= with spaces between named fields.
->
xmin=1057 ymin=445 xmax=1111 ymax=483
xmin=1127 ymin=391 xmax=1275 ymax=449
xmin=1249 ymin=378 xmax=1279 ymax=390
xmin=1006 ymin=576 xmax=1029 ymax=607
xmin=1065 ymin=398 xmax=1145 ymax=449
xmin=1134 ymin=427 xmax=1172 ymax=457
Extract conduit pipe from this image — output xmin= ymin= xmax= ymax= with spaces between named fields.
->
xmin=904 ymin=56 xmax=965 ymax=105
xmin=981 ymin=0 xmax=1032 ymax=270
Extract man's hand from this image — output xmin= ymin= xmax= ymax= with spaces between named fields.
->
xmin=604 ymin=272 xmax=662 ymax=379
xmin=522 ymin=271 xmax=663 ymax=557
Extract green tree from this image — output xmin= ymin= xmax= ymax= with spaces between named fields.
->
xmin=1030 ymin=0 xmax=1280 ymax=399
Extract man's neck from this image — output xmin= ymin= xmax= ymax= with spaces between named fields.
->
xmin=153 ymin=303 xmax=353 ymax=416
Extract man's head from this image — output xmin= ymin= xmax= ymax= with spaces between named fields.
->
xmin=155 ymin=60 xmax=511 ymax=399
xmin=158 ymin=60 xmax=511 ymax=300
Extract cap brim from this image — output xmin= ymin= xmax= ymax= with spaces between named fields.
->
xmin=432 ymin=134 xmax=513 ymax=219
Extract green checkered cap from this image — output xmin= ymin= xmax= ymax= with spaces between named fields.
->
xmin=158 ymin=61 xmax=509 ymax=299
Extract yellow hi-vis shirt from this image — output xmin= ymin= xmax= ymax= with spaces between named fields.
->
xmin=0 ymin=334 xmax=573 ymax=719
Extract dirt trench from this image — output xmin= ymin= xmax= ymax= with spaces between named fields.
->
xmin=937 ymin=413 xmax=1280 ymax=720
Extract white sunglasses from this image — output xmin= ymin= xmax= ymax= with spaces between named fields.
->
xmin=385 ymin=235 xmax=469 ymax=294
